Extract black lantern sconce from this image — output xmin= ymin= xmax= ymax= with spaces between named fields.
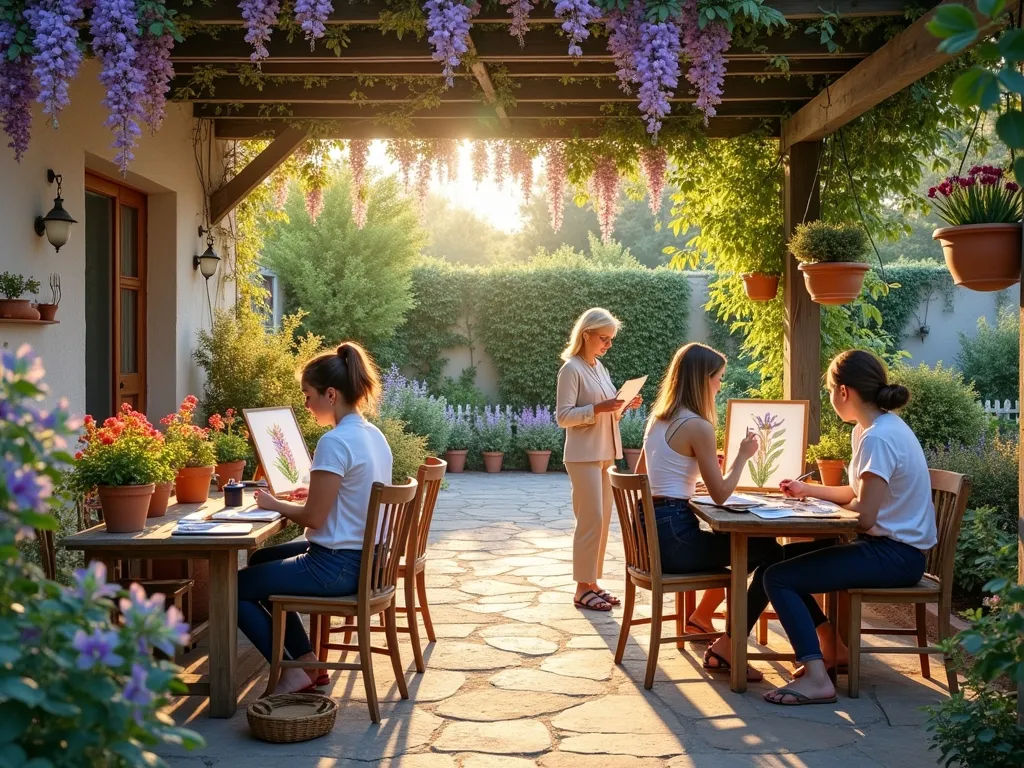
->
xmin=193 ymin=225 xmax=221 ymax=280
xmin=34 ymin=169 xmax=77 ymax=253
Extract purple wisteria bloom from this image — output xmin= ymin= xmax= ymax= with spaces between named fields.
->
xmin=70 ymin=561 xmax=120 ymax=603
xmin=122 ymin=662 xmax=153 ymax=721
xmin=554 ymin=0 xmax=599 ymax=57
xmin=72 ymin=627 xmax=124 ymax=669
xmin=0 ymin=19 xmax=39 ymax=161
xmin=24 ymin=0 xmax=85 ymax=128
xmin=424 ymin=0 xmax=476 ymax=88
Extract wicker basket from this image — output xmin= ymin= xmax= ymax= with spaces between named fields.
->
xmin=247 ymin=694 xmax=338 ymax=743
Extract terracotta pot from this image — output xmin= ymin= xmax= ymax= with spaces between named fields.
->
xmin=741 ymin=273 xmax=780 ymax=301
xmin=215 ymin=460 xmax=246 ymax=490
xmin=174 ymin=465 xmax=215 ymax=504
xmin=97 ymin=484 xmax=154 ymax=533
xmin=623 ymin=448 xmax=643 ymax=473
xmin=35 ymin=303 xmax=58 ymax=321
xmin=148 ymin=481 xmax=173 ymax=518
xmin=0 ymin=299 xmax=40 ymax=320
xmin=797 ymin=262 xmax=871 ymax=305
xmin=445 ymin=449 xmax=469 ymax=473
xmin=933 ymin=223 xmax=1022 ymax=292
xmin=526 ymin=450 xmax=552 ymax=474
xmin=816 ymin=459 xmax=846 ymax=487
xmin=482 ymin=451 xmax=504 ymax=474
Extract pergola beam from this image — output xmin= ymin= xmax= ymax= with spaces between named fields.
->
xmin=465 ymin=37 xmax=512 ymax=130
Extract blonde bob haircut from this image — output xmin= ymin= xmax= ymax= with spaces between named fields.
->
xmin=651 ymin=343 xmax=727 ymax=426
xmin=560 ymin=308 xmax=622 ymax=362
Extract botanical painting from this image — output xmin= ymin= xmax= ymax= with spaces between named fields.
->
xmin=243 ymin=407 xmax=312 ymax=496
xmin=723 ymin=400 xmax=810 ymax=492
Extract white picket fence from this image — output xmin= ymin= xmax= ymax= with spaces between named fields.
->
xmin=979 ymin=399 xmax=1020 ymax=420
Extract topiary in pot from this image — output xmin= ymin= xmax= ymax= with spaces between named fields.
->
xmin=0 ymin=271 xmax=42 ymax=320
xmin=741 ymin=249 xmax=783 ymax=301
xmin=789 ymin=222 xmax=870 ymax=305
xmin=806 ymin=427 xmax=852 ymax=486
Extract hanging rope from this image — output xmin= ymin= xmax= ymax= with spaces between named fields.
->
xmin=837 ymin=127 xmax=888 ymax=284
xmin=956 ymin=109 xmax=983 ymax=178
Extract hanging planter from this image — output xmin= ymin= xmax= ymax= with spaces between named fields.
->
xmin=741 ymin=273 xmax=780 ymax=301
xmin=797 ymin=263 xmax=871 ymax=305
xmin=789 ymin=222 xmax=870 ymax=305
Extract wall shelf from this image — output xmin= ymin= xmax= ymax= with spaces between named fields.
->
xmin=0 ymin=318 xmax=59 ymax=325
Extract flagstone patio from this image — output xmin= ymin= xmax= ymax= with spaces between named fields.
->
xmin=161 ymin=473 xmax=952 ymax=767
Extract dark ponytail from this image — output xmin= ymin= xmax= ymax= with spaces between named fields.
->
xmin=301 ymin=341 xmax=382 ymax=414
xmin=827 ymin=350 xmax=909 ymax=411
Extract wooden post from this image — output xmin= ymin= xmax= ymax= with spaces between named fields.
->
xmin=782 ymin=141 xmax=822 ymax=444
xmin=1018 ymin=224 xmax=1023 ymax=724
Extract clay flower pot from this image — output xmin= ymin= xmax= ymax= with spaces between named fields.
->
xmin=148 ymin=481 xmax=174 ymax=518
xmin=623 ymin=448 xmax=643 ymax=473
xmin=34 ymin=303 xmax=58 ymax=321
xmin=797 ymin=262 xmax=871 ymax=305
xmin=741 ymin=273 xmax=780 ymax=301
xmin=482 ymin=451 xmax=504 ymax=473
xmin=215 ymin=460 xmax=246 ymax=490
xmin=98 ymin=484 xmax=154 ymax=533
xmin=175 ymin=465 xmax=215 ymax=504
xmin=816 ymin=459 xmax=846 ymax=487
xmin=933 ymin=223 xmax=1022 ymax=292
xmin=526 ymin=450 xmax=552 ymax=474
xmin=0 ymin=299 xmax=40 ymax=320
xmin=445 ymin=450 xmax=469 ymax=473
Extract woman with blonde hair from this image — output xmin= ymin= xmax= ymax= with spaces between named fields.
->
xmin=556 ymin=307 xmax=641 ymax=612
xmin=640 ymin=342 xmax=782 ymax=680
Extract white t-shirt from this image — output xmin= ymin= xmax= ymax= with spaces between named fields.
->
xmin=849 ymin=412 xmax=937 ymax=551
xmin=306 ymin=413 xmax=393 ymax=550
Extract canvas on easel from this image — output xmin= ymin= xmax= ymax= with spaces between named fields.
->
xmin=243 ymin=406 xmax=312 ymax=497
xmin=723 ymin=399 xmax=810 ymax=492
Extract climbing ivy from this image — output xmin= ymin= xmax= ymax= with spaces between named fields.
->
xmin=870 ymin=262 xmax=954 ymax=348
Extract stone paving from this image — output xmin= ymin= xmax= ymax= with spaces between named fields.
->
xmin=162 ymin=473 xmax=953 ymax=767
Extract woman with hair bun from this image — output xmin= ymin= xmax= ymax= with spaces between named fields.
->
xmin=240 ymin=341 xmax=393 ymax=693
xmin=758 ymin=349 xmax=937 ymax=707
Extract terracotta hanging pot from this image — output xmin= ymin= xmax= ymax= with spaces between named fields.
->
xmin=482 ymin=451 xmax=504 ymax=474
xmin=445 ymin=450 xmax=468 ymax=473
xmin=623 ymin=448 xmax=643 ymax=473
xmin=35 ymin=303 xmax=58 ymax=321
xmin=526 ymin=450 xmax=551 ymax=474
xmin=215 ymin=460 xmax=246 ymax=490
xmin=798 ymin=262 xmax=871 ymax=305
xmin=148 ymin=481 xmax=174 ymax=518
xmin=0 ymin=299 xmax=40 ymax=320
xmin=174 ymin=465 xmax=215 ymax=504
xmin=932 ymin=223 xmax=1022 ymax=292
xmin=816 ymin=459 xmax=846 ymax=487
xmin=741 ymin=273 xmax=780 ymax=301
xmin=98 ymin=484 xmax=154 ymax=533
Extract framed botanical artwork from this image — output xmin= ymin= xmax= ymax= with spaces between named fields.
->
xmin=242 ymin=406 xmax=313 ymax=497
xmin=723 ymin=400 xmax=810 ymax=492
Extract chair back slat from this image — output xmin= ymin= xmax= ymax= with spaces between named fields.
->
xmin=358 ymin=479 xmax=419 ymax=599
xmin=609 ymin=468 xmax=663 ymax=587
xmin=408 ymin=457 xmax=448 ymax=565
xmin=927 ymin=469 xmax=971 ymax=587
xmin=35 ymin=527 xmax=57 ymax=580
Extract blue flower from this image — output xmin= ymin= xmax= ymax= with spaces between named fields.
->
xmin=70 ymin=561 xmax=120 ymax=603
xmin=2 ymin=461 xmax=51 ymax=514
xmin=122 ymin=662 xmax=153 ymax=721
xmin=72 ymin=627 xmax=124 ymax=670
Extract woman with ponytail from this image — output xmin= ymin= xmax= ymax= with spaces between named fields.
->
xmin=240 ymin=342 xmax=393 ymax=693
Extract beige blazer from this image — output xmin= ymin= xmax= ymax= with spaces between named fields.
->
xmin=556 ymin=355 xmax=622 ymax=463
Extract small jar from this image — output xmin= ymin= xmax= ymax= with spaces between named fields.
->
xmin=223 ymin=482 xmax=244 ymax=507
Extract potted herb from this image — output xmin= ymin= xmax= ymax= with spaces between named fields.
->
xmin=69 ymin=405 xmax=165 ymax=532
xmin=0 ymin=271 xmax=41 ymax=320
xmin=476 ymin=405 xmax=512 ymax=473
xmin=619 ymin=405 xmax=647 ymax=473
xmin=516 ymin=405 xmax=562 ymax=474
xmin=35 ymin=272 xmax=61 ymax=321
xmin=208 ymin=408 xmax=250 ymax=490
xmin=444 ymin=405 xmax=473 ymax=473
xmin=789 ymin=222 xmax=871 ymax=305
xmin=162 ymin=395 xmax=216 ymax=504
xmin=806 ymin=427 xmax=852 ymax=486
xmin=929 ymin=166 xmax=1022 ymax=292
xmin=741 ymin=249 xmax=783 ymax=301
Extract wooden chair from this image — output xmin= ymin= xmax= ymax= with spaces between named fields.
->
xmin=846 ymin=469 xmax=971 ymax=698
xmin=268 ymin=479 xmax=419 ymax=723
xmin=609 ymin=468 xmax=732 ymax=689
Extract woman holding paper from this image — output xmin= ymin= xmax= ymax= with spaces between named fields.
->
xmin=239 ymin=342 xmax=393 ymax=694
xmin=556 ymin=307 xmax=642 ymax=612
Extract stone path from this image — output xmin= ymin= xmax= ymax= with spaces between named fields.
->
xmin=162 ymin=473 xmax=952 ymax=767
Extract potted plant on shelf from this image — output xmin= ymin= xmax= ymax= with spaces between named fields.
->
xmin=147 ymin=439 xmax=178 ymax=518
xmin=476 ymin=405 xmax=512 ymax=473
xmin=741 ymin=249 xmax=783 ymax=301
xmin=516 ymin=405 xmax=562 ymax=474
xmin=69 ymin=405 xmax=164 ymax=532
xmin=789 ymin=222 xmax=871 ymax=305
xmin=162 ymin=395 xmax=216 ymax=504
xmin=34 ymin=272 xmax=61 ymax=321
xmin=208 ymin=408 xmax=250 ymax=490
xmin=0 ymin=271 xmax=41 ymax=320
xmin=620 ymin=405 xmax=647 ymax=472
xmin=806 ymin=427 xmax=852 ymax=487
xmin=928 ymin=165 xmax=1022 ymax=291
xmin=444 ymin=405 xmax=473 ymax=473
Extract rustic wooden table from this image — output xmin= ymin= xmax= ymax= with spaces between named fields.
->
xmin=688 ymin=500 xmax=860 ymax=693
xmin=63 ymin=492 xmax=286 ymax=717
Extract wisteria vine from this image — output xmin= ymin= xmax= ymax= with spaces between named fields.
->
xmin=424 ymin=0 xmax=476 ymax=88
xmin=635 ymin=18 xmax=681 ymax=139
xmin=682 ymin=0 xmax=731 ymax=124
xmin=24 ymin=0 xmax=83 ymax=129
xmin=544 ymin=141 xmax=566 ymax=233
xmin=501 ymin=0 xmax=532 ymax=45
xmin=640 ymin=144 xmax=667 ymax=215
xmin=0 ymin=18 xmax=37 ymax=161
xmin=239 ymin=0 xmax=280 ymax=63
xmin=591 ymin=155 xmax=620 ymax=244
xmin=508 ymin=142 xmax=533 ymax=202
xmin=135 ymin=4 xmax=177 ymax=134
xmin=553 ymin=0 xmax=599 ymax=57
xmin=294 ymin=0 xmax=333 ymax=49
xmin=348 ymin=138 xmax=369 ymax=229
xmin=605 ymin=0 xmax=644 ymax=95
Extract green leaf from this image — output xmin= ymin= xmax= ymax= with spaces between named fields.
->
xmin=951 ymin=68 xmax=1000 ymax=110
xmin=38 ymin=698 xmax=80 ymax=717
xmin=0 ymin=701 xmax=31 ymax=744
xmin=1014 ymin=156 xmax=1024 ymax=184
xmin=997 ymin=68 xmax=1024 ymax=94
xmin=0 ymin=676 xmax=43 ymax=707
xmin=927 ymin=5 xmax=979 ymax=54
xmin=977 ymin=0 xmax=1006 ymax=18
xmin=999 ymin=28 xmax=1024 ymax=62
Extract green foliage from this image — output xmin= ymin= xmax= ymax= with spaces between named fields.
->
xmin=514 ymin=405 xmax=563 ymax=453
xmin=372 ymin=416 xmax=428 ymax=483
xmin=444 ymin=407 xmax=474 ymax=451
xmin=868 ymin=261 xmax=953 ymax=347
xmin=926 ymin=434 xmax=1018 ymax=533
xmin=806 ymin=426 xmax=852 ymax=463
xmin=789 ymin=221 xmax=868 ymax=264
xmin=890 ymin=362 xmax=986 ymax=449
xmin=380 ymin=366 xmax=451 ymax=456
xmin=474 ymin=406 xmax=513 ymax=454
xmin=162 ymin=397 xmax=216 ymax=469
xmin=952 ymin=506 xmax=1018 ymax=595
xmin=0 ymin=271 xmax=40 ymax=299
xmin=956 ymin=307 xmax=1019 ymax=399
xmin=619 ymin=406 xmax=648 ymax=450
xmin=207 ymin=410 xmax=251 ymax=464
xmin=69 ymin=408 xmax=168 ymax=493
xmin=437 ymin=367 xmax=489 ymax=410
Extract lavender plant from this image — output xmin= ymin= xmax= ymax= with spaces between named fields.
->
xmin=515 ymin=405 xmax=562 ymax=453
xmin=380 ymin=365 xmax=452 ymax=455
xmin=618 ymin=404 xmax=647 ymax=449
xmin=444 ymin=405 xmax=474 ymax=451
xmin=424 ymin=0 xmax=476 ymax=88
xmin=24 ymin=0 xmax=83 ymax=129
xmin=474 ymin=405 xmax=512 ymax=454
xmin=747 ymin=411 xmax=785 ymax=487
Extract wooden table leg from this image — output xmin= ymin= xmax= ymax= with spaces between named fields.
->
xmin=208 ymin=550 xmax=238 ymax=718
xmin=729 ymin=533 xmax=748 ymax=694
xmin=827 ymin=588 xmax=839 ymax=685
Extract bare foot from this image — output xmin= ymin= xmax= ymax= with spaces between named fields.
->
xmin=266 ymin=667 xmax=316 ymax=696
xmin=763 ymin=674 xmax=836 ymax=705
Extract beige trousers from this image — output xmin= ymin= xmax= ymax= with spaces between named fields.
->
xmin=565 ymin=460 xmax=615 ymax=583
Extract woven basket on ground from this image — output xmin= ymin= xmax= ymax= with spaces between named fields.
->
xmin=247 ymin=693 xmax=338 ymax=743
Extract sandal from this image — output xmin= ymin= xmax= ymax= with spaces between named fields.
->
xmin=314 ymin=672 xmax=330 ymax=687
xmin=703 ymin=648 xmax=763 ymax=682
xmin=595 ymin=589 xmax=621 ymax=606
xmin=762 ymin=687 xmax=837 ymax=706
xmin=685 ymin=614 xmax=716 ymax=636
xmin=574 ymin=590 xmax=613 ymax=612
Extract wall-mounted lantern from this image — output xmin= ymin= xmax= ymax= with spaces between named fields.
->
xmin=193 ymin=226 xmax=220 ymax=280
xmin=34 ymin=169 xmax=77 ymax=253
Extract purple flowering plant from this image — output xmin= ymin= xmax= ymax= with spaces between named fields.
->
xmin=474 ymin=405 xmax=513 ymax=453
xmin=619 ymin=403 xmax=647 ymax=449
xmin=444 ymin=404 xmax=474 ymax=451
xmin=1 ymin=345 xmax=203 ymax=763
xmin=926 ymin=165 xmax=1023 ymax=226
xmin=380 ymin=365 xmax=452 ymax=455
xmin=514 ymin=405 xmax=562 ymax=452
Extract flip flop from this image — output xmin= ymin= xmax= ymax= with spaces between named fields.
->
xmin=685 ymin=614 xmax=716 ymax=636
xmin=762 ymin=687 xmax=838 ymax=706
xmin=574 ymin=590 xmax=613 ymax=612
xmin=595 ymin=589 xmax=621 ymax=606
xmin=703 ymin=648 xmax=763 ymax=682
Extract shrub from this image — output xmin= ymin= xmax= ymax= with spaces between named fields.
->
xmin=619 ymin=406 xmax=648 ymax=450
xmin=443 ymin=405 xmax=474 ymax=451
xmin=380 ymin=366 xmax=451 ymax=456
xmin=372 ymin=416 xmax=428 ymax=483
xmin=68 ymin=405 xmax=171 ymax=494
xmin=890 ymin=362 xmax=985 ymax=449
xmin=926 ymin=435 xmax=1018 ymax=532
xmin=956 ymin=307 xmax=1019 ymax=401
xmin=953 ymin=506 xmax=1018 ymax=596
xmin=437 ymin=366 xmax=490 ymax=409
xmin=161 ymin=396 xmax=216 ymax=469
xmin=788 ymin=222 xmax=868 ymax=264
xmin=474 ymin=406 xmax=513 ymax=454
xmin=515 ymin=405 xmax=563 ymax=453
xmin=806 ymin=427 xmax=852 ymax=463
xmin=0 ymin=271 xmax=40 ymax=299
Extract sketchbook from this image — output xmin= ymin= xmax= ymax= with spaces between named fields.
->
xmin=172 ymin=522 xmax=254 ymax=536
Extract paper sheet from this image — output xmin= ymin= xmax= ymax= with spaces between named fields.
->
xmin=211 ymin=508 xmax=282 ymax=522
xmin=172 ymin=522 xmax=253 ymax=536
xmin=615 ymin=375 xmax=648 ymax=417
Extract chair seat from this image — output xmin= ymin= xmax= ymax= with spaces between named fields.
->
xmin=397 ymin=557 xmax=426 ymax=577
xmin=847 ymin=574 xmax=940 ymax=598
xmin=628 ymin=566 xmax=731 ymax=590
xmin=270 ymin=587 xmax=396 ymax=613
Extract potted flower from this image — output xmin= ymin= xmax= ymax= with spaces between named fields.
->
xmin=516 ymin=405 xmax=562 ymax=474
xmin=619 ymin=405 xmax=647 ymax=472
xmin=741 ymin=249 xmax=783 ymax=301
xmin=147 ymin=439 xmax=178 ymax=518
xmin=208 ymin=408 xmax=250 ymax=490
xmin=929 ymin=165 xmax=1022 ymax=291
xmin=35 ymin=272 xmax=61 ymax=321
xmin=475 ymin=405 xmax=512 ymax=473
xmin=789 ymin=222 xmax=871 ymax=305
xmin=162 ymin=395 xmax=216 ymax=504
xmin=0 ymin=271 xmax=41 ymax=320
xmin=69 ymin=405 xmax=165 ymax=532
xmin=806 ymin=427 xmax=852 ymax=486
xmin=444 ymin=405 xmax=473 ymax=473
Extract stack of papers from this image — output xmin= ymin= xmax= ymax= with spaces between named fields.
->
xmin=749 ymin=499 xmax=845 ymax=519
xmin=211 ymin=508 xmax=282 ymax=522
xmin=691 ymin=493 xmax=769 ymax=510
xmin=172 ymin=521 xmax=254 ymax=536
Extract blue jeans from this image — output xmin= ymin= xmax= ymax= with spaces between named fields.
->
xmin=763 ymin=535 xmax=927 ymax=663
xmin=238 ymin=540 xmax=361 ymax=663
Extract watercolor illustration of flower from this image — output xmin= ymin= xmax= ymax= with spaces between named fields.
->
xmin=268 ymin=423 xmax=299 ymax=483
xmin=748 ymin=412 xmax=786 ymax=488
